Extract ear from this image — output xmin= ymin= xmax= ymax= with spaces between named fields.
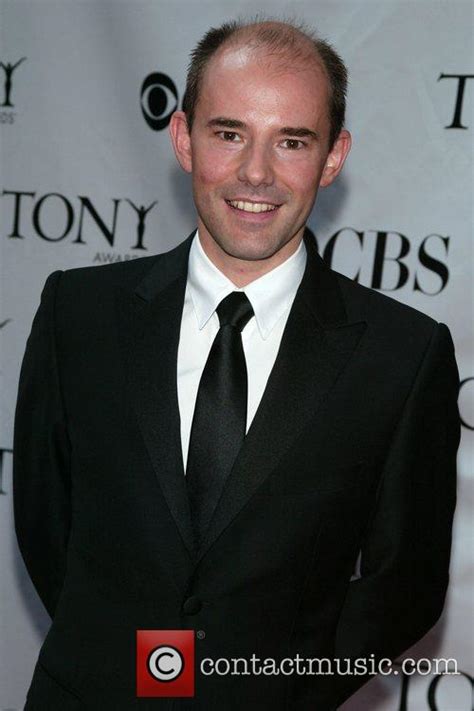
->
xmin=168 ymin=111 xmax=193 ymax=173
xmin=319 ymin=129 xmax=352 ymax=187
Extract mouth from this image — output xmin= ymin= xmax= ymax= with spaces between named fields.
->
xmin=225 ymin=199 xmax=281 ymax=214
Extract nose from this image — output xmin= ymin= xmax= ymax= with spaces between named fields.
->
xmin=237 ymin=140 xmax=274 ymax=187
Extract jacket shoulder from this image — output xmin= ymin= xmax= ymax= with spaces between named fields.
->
xmin=335 ymin=269 xmax=439 ymax=333
xmin=333 ymin=270 xmax=458 ymax=397
xmin=52 ymin=235 xmax=191 ymax=297
xmin=60 ymin=253 xmax=160 ymax=290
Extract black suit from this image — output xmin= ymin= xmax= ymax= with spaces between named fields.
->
xmin=13 ymin=230 xmax=460 ymax=710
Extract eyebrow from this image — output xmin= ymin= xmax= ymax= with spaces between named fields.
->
xmin=207 ymin=117 xmax=246 ymax=130
xmin=207 ymin=117 xmax=319 ymax=141
xmin=280 ymin=126 xmax=319 ymax=141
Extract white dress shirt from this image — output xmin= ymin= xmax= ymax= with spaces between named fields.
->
xmin=177 ymin=231 xmax=307 ymax=471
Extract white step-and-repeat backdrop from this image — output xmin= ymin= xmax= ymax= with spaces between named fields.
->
xmin=1 ymin=1 xmax=472 ymax=709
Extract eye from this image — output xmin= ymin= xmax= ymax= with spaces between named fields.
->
xmin=281 ymin=138 xmax=306 ymax=150
xmin=217 ymin=131 xmax=241 ymax=142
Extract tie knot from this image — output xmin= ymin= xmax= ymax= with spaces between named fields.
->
xmin=216 ymin=292 xmax=254 ymax=332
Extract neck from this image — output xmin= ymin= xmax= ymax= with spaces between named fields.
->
xmin=197 ymin=229 xmax=304 ymax=287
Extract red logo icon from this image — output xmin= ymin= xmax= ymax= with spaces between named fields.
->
xmin=136 ymin=630 xmax=195 ymax=697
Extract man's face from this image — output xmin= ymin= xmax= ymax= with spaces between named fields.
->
xmin=170 ymin=45 xmax=350 ymax=270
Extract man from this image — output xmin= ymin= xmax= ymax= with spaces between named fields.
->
xmin=13 ymin=18 xmax=460 ymax=711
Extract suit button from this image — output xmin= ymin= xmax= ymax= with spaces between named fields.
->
xmin=182 ymin=596 xmax=202 ymax=615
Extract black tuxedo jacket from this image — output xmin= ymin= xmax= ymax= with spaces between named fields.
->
xmin=13 ymin=230 xmax=460 ymax=710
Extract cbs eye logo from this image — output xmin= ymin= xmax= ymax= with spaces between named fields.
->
xmin=137 ymin=630 xmax=194 ymax=697
xmin=140 ymin=72 xmax=178 ymax=130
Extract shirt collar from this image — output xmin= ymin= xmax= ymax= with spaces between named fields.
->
xmin=187 ymin=230 xmax=307 ymax=340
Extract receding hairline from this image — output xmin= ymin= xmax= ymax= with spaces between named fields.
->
xmin=194 ymin=21 xmax=332 ymax=136
xmin=183 ymin=16 xmax=348 ymax=148
xmin=207 ymin=20 xmax=329 ymax=80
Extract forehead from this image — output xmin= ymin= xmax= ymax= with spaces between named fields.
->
xmin=197 ymin=44 xmax=330 ymax=128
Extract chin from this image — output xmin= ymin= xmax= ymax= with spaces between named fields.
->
xmin=220 ymin=240 xmax=281 ymax=263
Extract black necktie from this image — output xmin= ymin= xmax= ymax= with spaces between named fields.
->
xmin=186 ymin=291 xmax=254 ymax=551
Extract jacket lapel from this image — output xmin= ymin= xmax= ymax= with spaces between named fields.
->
xmin=196 ymin=230 xmax=367 ymax=562
xmin=115 ymin=234 xmax=196 ymax=578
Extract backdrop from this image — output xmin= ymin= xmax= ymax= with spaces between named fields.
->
xmin=1 ymin=1 xmax=472 ymax=709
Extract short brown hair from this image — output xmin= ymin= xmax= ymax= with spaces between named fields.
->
xmin=182 ymin=18 xmax=348 ymax=149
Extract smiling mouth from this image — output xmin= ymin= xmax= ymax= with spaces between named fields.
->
xmin=226 ymin=199 xmax=280 ymax=214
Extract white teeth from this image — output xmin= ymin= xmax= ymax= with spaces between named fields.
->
xmin=228 ymin=200 xmax=277 ymax=213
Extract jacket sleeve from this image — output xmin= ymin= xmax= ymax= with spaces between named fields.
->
xmin=13 ymin=270 xmax=72 ymax=619
xmin=333 ymin=321 xmax=460 ymax=706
